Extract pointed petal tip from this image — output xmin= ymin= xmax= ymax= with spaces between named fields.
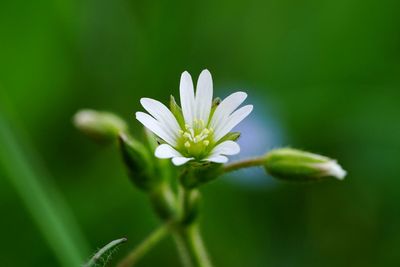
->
xmin=181 ymin=71 xmax=191 ymax=78
xmin=139 ymin=97 xmax=150 ymax=104
xmin=329 ymin=161 xmax=347 ymax=180
xmin=238 ymin=91 xmax=248 ymax=98
xmin=200 ymin=69 xmax=211 ymax=76
xmin=135 ymin=111 xmax=143 ymax=119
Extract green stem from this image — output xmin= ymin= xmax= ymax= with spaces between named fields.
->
xmin=173 ymin=224 xmax=212 ymax=267
xmin=84 ymin=238 xmax=127 ymax=267
xmin=223 ymin=156 xmax=265 ymax=173
xmin=117 ymin=223 xmax=170 ymax=267
xmin=172 ymin=185 xmax=212 ymax=267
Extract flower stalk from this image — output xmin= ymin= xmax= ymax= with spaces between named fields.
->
xmin=223 ymin=156 xmax=266 ymax=173
xmin=117 ymin=224 xmax=170 ymax=267
xmin=172 ymin=224 xmax=212 ymax=267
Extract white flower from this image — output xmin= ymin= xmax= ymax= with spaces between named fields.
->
xmin=135 ymin=69 xmax=253 ymax=166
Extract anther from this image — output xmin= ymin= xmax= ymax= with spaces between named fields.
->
xmin=202 ymin=129 xmax=210 ymax=135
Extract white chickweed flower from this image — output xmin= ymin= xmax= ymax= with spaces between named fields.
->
xmin=135 ymin=69 xmax=253 ymax=166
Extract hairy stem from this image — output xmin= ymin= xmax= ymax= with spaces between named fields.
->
xmin=223 ymin=156 xmax=265 ymax=173
xmin=117 ymin=223 xmax=170 ymax=267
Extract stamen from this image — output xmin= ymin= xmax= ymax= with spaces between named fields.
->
xmin=201 ymin=129 xmax=210 ymax=135
xmin=179 ymin=121 xmax=213 ymax=155
xmin=199 ymin=119 xmax=205 ymax=127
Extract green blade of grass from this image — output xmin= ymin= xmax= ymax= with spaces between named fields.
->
xmin=0 ymin=95 xmax=90 ymax=266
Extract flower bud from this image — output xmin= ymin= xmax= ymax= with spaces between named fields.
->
xmin=73 ymin=109 xmax=127 ymax=143
xmin=264 ymin=148 xmax=346 ymax=181
xmin=119 ymin=133 xmax=159 ymax=191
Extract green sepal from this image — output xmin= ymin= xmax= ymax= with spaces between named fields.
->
xmin=218 ymin=132 xmax=241 ymax=143
xmin=83 ymin=238 xmax=127 ymax=267
xmin=212 ymin=97 xmax=222 ymax=107
xmin=180 ymin=162 xmax=224 ymax=189
xmin=170 ymin=95 xmax=185 ymax=128
xmin=208 ymin=97 xmax=222 ymax=124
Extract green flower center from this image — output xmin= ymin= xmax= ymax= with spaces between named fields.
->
xmin=177 ymin=119 xmax=214 ymax=159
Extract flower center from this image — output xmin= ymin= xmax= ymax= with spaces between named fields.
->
xmin=178 ymin=119 xmax=214 ymax=159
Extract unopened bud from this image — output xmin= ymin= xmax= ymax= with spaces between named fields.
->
xmin=264 ymin=148 xmax=346 ymax=181
xmin=119 ymin=133 xmax=158 ymax=191
xmin=73 ymin=109 xmax=127 ymax=142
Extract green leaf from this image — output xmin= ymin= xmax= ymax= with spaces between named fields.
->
xmin=84 ymin=238 xmax=127 ymax=267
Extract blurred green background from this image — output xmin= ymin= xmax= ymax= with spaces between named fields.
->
xmin=1 ymin=0 xmax=400 ymax=266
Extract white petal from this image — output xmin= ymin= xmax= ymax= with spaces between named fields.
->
xmin=140 ymin=98 xmax=180 ymax=139
xmin=135 ymin=112 xmax=176 ymax=146
xmin=214 ymin=105 xmax=253 ymax=141
xmin=195 ymin=69 xmax=213 ymax=123
xmin=172 ymin=156 xmax=194 ymax=166
xmin=204 ymin=155 xmax=228 ymax=163
xmin=322 ymin=161 xmax=347 ymax=180
xmin=210 ymin=91 xmax=247 ymax=130
xmin=211 ymin=141 xmax=240 ymax=156
xmin=180 ymin=71 xmax=195 ymax=125
xmin=155 ymin=144 xmax=182 ymax=159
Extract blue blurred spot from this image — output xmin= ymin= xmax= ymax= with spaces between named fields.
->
xmin=219 ymin=89 xmax=286 ymax=189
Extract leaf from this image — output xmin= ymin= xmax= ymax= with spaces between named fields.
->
xmin=84 ymin=238 xmax=127 ymax=267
